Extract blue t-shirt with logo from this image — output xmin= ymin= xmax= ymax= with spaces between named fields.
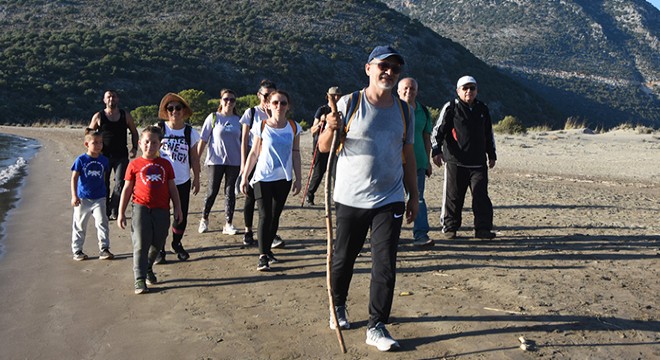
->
xmin=71 ymin=153 xmax=109 ymax=200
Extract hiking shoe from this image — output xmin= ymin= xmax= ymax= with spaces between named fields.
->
xmin=99 ymin=248 xmax=114 ymax=260
xmin=257 ymin=255 xmax=270 ymax=271
xmin=305 ymin=194 xmax=314 ymax=206
xmin=329 ymin=305 xmax=350 ymax=330
xmin=266 ymin=252 xmax=280 ymax=264
xmin=243 ymin=231 xmax=255 ymax=246
xmin=171 ymin=242 xmax=189 ymax=261
xmin=271 ymin=235 xmax=285 ymax=249
xmin=441 ymin=231 xmax=457 ymax=240
xmin=475 ymin=230 xmax=496 ymax=239
xmin=223 ymin=223 xmax=238 ymax=235
xmin=134 ymin=279 xmax=149 ymax=294
xmin=154 ymin=250 xmax=167 ymax=264
xmin=366 ymin=322 xmax=400 ymax=352
xmin=198 ymin=218 xmax=208 ymax=233
xmin=73 ymin=251 xmax=88 ymax=261
xmin=413 ymin=236 xmax=433 ymax=247
xmin=146 ymin=270 xmax=158 ymax=285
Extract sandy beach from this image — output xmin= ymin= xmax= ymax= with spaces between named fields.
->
xmin=0 ymin=125 xmax=658 ymax=359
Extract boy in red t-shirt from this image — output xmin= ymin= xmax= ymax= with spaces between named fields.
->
xmin=118 ymin=126 xmax=182 ymax=294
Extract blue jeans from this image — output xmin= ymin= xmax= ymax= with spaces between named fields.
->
xmin=413 ymin=168 xmax=430 ymax=240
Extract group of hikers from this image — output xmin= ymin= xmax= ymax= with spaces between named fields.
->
xmin=69 ymin=45 xmax=497 ymax=352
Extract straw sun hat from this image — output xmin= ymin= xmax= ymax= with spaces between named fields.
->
xmin=158 ymin=93 xmax=193 ymax=120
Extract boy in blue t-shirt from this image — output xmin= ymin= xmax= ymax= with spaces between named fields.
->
xmin=70 ymin=129 xmax=113 ymax=261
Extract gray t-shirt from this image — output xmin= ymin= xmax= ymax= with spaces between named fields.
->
xmin=334 ymin=91 xmax=414 ymax=209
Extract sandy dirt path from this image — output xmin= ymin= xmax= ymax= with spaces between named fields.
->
xmin=0 ymin=126 xmax=658 ymax=359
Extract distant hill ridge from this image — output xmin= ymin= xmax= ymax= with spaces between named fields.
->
xmin=382 ymin=0 xmax=660 ymax=127
xmin=0 ymin=0 xmax=564 ymax=126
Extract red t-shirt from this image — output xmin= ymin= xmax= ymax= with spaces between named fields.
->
xmin=125 ymin=157 xmax=175 ymax=209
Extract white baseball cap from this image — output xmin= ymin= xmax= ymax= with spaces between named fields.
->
xmin=456 ymin=76 xmax=477 ymax=89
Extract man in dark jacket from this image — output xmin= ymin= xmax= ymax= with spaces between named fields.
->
xmin=431 ymin=76 xmax=497 ymax=239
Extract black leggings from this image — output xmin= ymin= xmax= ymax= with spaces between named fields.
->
xmin=243 ymin=169 xmax=256 ymax=229
xmin=172 ymin=180 xmax=191 ymax=247
xmin=254 ymin=179 xmax=291 ymax=255
xmin=202 ymin=165 xmax=240 ymax=223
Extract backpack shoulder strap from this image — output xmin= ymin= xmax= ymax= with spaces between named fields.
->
xmin=344 ymin=90 xmax=362 ymax=133
xmin=249 ymin=107 xmax=257 ymax=128
xmin=210 ymin=112 xmax=218 ymax=130
xmin=397 ymin=98 xmax=409 ymax=142
xmin=184 ymin=124 xmax=192 ymax=146
xmin=157 ymin=120 xmax=165 ymax=134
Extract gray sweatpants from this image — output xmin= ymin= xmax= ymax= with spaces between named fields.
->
xmin=131 ymin=204 xmax=170 ymax=280
xmin=71 ymin=198 xmax=110 ymax=254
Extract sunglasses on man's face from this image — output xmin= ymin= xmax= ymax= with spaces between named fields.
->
xmin=461 ymin=85 xmax=477 ymax=92
xmin=374 ymin=61 xmax=402 ymax=74
xmin=167 ymin=105 xmax=183 ymax=112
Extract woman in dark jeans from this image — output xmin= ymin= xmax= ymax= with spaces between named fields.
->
xmin=240 ymin=90 xmax=302 ymax=271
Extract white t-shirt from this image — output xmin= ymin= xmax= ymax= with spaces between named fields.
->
xmin=249 ymin=120 xmax=301 ymax=186
xmin=239 ymin=106 xmax=269 ymax=147
xmin=160 ymin=122 xmax=201 ymax=185
xmin=200 ymin=112 xmax=241 ymax=166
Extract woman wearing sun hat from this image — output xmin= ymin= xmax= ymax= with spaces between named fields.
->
xmin=154 ymin=92 xmax=201 ymax=263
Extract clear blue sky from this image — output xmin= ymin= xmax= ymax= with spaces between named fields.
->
xmin=648 ymin=0 xmax=660 ymax=10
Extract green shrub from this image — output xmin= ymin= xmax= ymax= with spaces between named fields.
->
xmin=493 ymin=115 xmax=526 ymax=134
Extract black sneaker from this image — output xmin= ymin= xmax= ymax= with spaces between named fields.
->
xmin=73 ymin=251 xmax=88 ymax=261
xmin=99 ymin=248 xmax=114 ymax=260
xmin=475 ymin=230 xmax=496 ymax=239
xmin=267 ymin=252 xmax=280 ymax=264
xmin=257 ymin=255 xmax=270 ymax=271
xmin=146 ymin=270 xmax=157 ymax=285
xmin=134 ymin=279 xmax=149 ymax=294
xmin=305 ymin=194 xmax=314 ymax=206
xmin=271 ymin=235 xmax=285 ymax=249
xmin=243 ymin=231 xmax=255 ymax=246
xmin=154 ymin=250 xmax=167 ymax=265
xmin=172 ymin=242 xmax=190 ymax=261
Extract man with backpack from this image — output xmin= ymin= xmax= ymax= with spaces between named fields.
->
xmin=431 ymin=75 xmax=497 ymax=240
xmin=318 ymin=45 xmax=418 ymax=352
xmin=398 ymin=77 xmax=434 ymax=247
xmin=304 ymin=86 xmax=342 ymax=206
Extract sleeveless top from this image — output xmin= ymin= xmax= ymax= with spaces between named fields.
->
xmin=99 ymin=109 xmax=128 ymax=158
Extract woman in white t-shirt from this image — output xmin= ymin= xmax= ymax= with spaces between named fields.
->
xmin=240 ymin=90 xmax=302 ymax=271
xmin=197 ymin=89 xmax=242 ymax=235
xmin=156 ymin=93 xmax=201 ymax=263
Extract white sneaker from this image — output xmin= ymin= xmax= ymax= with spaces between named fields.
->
xmin=222 ymin=223 xmax=238 ymax=235
xmin=329 ymin=305 xmax=350 ymax=330
xmin=366 ymin=322 xmax=400 ymax=352
xmin=198 ymin=219 xmax=208 ymax=234
xmin=271 ymin=235 xmax=285 ymax=248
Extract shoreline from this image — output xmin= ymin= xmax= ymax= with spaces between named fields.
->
xmin=0 ymin=125 xmax=657 ymax=359
xmin=0 ymin=132 xmax=40 ymax=259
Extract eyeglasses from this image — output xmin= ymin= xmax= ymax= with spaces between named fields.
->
xmin=270 ymin=100 xmax=288 ymax=106
xmin=374 ymin=62 xmax=402 ymax=74
xmin=166 ymin=105 xmax=183 ymax=112
xmin=461 ymin=85 xmax=476 ymax=92
xmin=222 ymin=98 xmax=236 ymax=103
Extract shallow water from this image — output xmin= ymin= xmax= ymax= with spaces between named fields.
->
xmin=0 ymin=133 xmax=41 ymax=257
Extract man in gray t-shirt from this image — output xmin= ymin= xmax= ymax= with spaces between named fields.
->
xmin=318 ymin=45 xmax=418 ymax=352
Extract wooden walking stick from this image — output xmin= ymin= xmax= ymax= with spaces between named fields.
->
xmin=325 ymin=93 xmax=347 ymax=353
xmin=300 ymin=142 xmax=319 ymax=207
